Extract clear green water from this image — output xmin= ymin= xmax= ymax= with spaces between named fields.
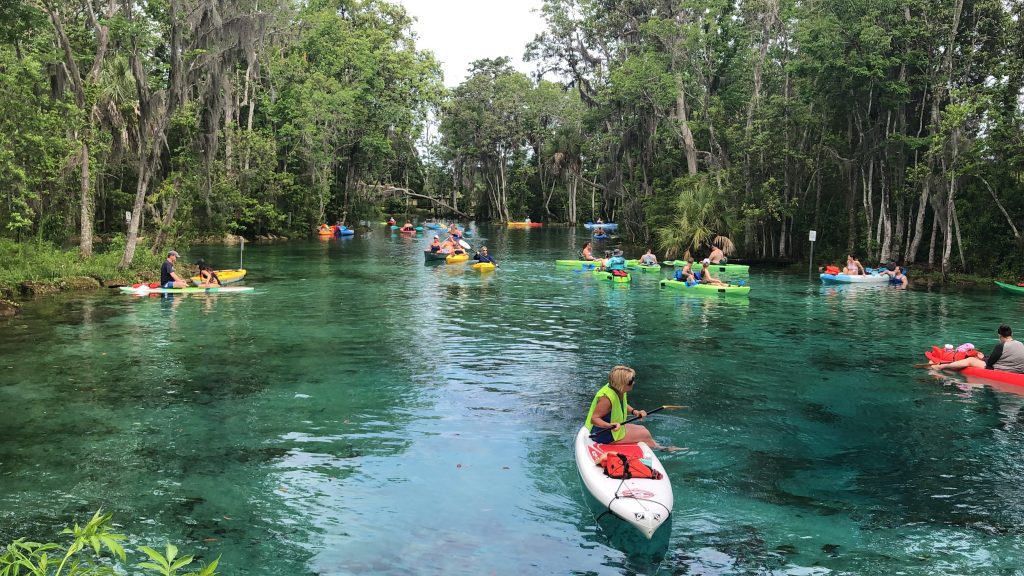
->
xmin=2 ymin=227 xmax=1024 ymax=575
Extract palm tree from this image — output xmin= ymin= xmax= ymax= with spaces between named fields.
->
xmin=655 ymin=175 xmax=735 ymax=260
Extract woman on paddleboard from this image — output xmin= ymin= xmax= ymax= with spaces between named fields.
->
xmin=585 ymin=365 xmax=659 ymax=446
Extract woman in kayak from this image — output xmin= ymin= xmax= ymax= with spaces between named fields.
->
xmin=400 ymin=221 xmax=415 ymax=232
xmin=842 ymin=254 xmax=865 ymax=276
xmin=196 ymin=262 xmax=221 ymax=288
xmin=580 ymin=241 xmax=595 ymax=261
xmin=932 ymin=325 xmax=1024 ymax=374
xmin=698 ymin=260 xmax=727 ymax=286
xmin=605 ymin=249 xmax=628 ymax=276
xmin=429 ymin=235 xmax=443 ymax=253
xmin=586 ymin=366 xmax=665 ymax=448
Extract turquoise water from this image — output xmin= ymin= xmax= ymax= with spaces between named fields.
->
xmin=2 ymin=227 xmax=1024 ymax=575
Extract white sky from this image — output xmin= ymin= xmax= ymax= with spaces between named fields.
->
xmin=396 ymin=0 xmax=547 ymax=86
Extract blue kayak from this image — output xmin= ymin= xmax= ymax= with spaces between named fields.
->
xmin=593 ymin=234 xmax=608 ymax=240
xmin=584 ymin=223 xmax=618 ymax=230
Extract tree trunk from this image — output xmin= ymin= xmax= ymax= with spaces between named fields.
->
xmin=79 ymin=142 xmax=93 ymax=257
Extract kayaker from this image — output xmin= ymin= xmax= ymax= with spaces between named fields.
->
xmin=473 ymin=246 xmax=497 ymax=265
xmin=196 ymin=262 xmax=221 ymax=288
xmin=593 ymin=227 xmax=606 ymax=238
xmin=585 ymin=365 xmax=663 ymax=447
xmin=429 ymin=235 xmax=443 ymax=253
xmin=708 ymin=245 xmax=726 ymax=264
xmin=880 ymin=265 xmax=908 ymax=288
xmin=386 ymin=216 xmax=396 ymax=226
xmin=581 ymin=241 xmax=595 ymax=261
xmin=639 ymin=249 xmax=658 ymax=266
xmin=606 ymin=249 xmax=627 ymax=276
xmin=400 ymin=221 xmax=415 ymax=232
xmin=160 ymin=250 xmax=189 ymax=288
xmin=674 ymin=261 xmax=695 ymax=283
xmin=699 ymin=260 xmax=727 ymax=286
xmin=933 ymin=325 xmax=1024 ymax=374
xmin=439 ymin=237 xmax=457 ymax=254
xmin=842 ymin=254 xmax=865 ymax=276
xmin=448 ymin=223 xmax=461 ymax=240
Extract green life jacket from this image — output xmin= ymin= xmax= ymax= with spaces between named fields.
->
xmin=585 ymin=384 xmax=628 ymax=442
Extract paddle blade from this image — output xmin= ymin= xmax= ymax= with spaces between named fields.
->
xmin=659 ymin=405 xmax=689 ymax=410
xmin=459 ymin=239 xmax=471 ymax=250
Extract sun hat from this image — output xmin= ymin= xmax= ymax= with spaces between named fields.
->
xmin=613 ymin=249 xmax=623 ymax=256
xmin=168 ymin=250 xmax=180 ymax=257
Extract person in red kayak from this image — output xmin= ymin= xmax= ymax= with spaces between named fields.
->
xmin=932 ymin=325 xmax=1024 ymax=374
xmin=585 ymin=365 xmax=657 ymax=446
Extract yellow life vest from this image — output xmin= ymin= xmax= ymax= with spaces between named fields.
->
xmin=584 ymin=384 xmax=627 ymax=442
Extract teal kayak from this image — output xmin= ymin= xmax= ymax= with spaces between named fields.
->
xmin=659 ymin=279 xmax=749 ymax=295
xmin=592 ymin=270 xmax=631 ymax=283
xmin=120 ymin=286 xmax=254 ymax=294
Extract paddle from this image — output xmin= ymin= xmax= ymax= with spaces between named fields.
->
xmin=589 ymin=405 xmax=688 ymax=439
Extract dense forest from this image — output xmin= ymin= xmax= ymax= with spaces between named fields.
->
xmin=1 ymin=0 xmax=1022 ymax=275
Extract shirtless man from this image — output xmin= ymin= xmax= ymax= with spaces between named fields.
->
xmin=708 ymin=245 xmax=726 ymax=264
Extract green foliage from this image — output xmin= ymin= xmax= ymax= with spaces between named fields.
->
xmin=0 ymin=238 xmax=162 ymax=297
xmin=0 ymin=511 xmax=218 ymax=576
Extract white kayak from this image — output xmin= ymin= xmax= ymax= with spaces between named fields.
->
xmin=820 ymin=273 xmax=889 ymax=284
xmin=573 ymin=426 xmax=673 ymax=539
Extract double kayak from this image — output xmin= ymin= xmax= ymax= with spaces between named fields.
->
xmin=120 ymin=286 xmax=254 ymax=295
xmin=624 ymin=259 xmax=660 ymax=273
xmin=583 ymin=223 xmax=618 ymax=230
xmin=424 ymin=250 xmax=448 ymax=262
xmin=190 ymin=268 xmax=247 ymax=285
xmin=555 ymin=259 xmax=600 ymax=268
xmin=659 ymin=279 xmax=750 ymax=295
xmin=820 ymin=273 xmax=888 ymax=284
xmin=471 ymin=262 xmax=496 ymax=271
xmin=923 ymin=346 xmax=1024 ymax=387
xmin=573 ymin=427 xmax=672 ymax=539
xmin=592 ymin=270 xmax=631 ymax=283
xmin=995 ymin=281 xmax=1024 ymax=295
xmin=446 ymin=253 xmax=469 ymax=264
xmin=661 ymin=261 xmax=750 ymax=275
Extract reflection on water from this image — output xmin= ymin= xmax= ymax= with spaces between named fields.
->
xmin=2 ymin=228 xmax=1024 ymax=575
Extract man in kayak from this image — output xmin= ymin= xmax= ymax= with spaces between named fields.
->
xmin=473 ymin=246 xmax=497 ymax=265
xmin=708 ymin=245 xmax=726 ymax=264
xmin=933 ymin=325 xmax=1024 ymax=374
xmin=400 ymin=221 xmax=415 ymax=232
xmin=585 ymin=366 xmax=668 ymax=448
xmin=639 ymin=249 xmax=658 ymax=266
xmin=160 ymin=250 xmax=189 ymax=288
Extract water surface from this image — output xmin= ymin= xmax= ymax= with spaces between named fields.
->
xmin=2 ymin=227 xmax=1023 ymax=575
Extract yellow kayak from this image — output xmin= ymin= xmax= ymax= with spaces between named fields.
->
xmin=191 ymin=269 xmax=247 ymax=286
xmin=472 ymin=262 xmax=496 ymax=271
xmin=446 ymin=253 xmax=469 ymax=264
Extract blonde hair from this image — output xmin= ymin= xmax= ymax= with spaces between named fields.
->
xmin=608 ymin=365 xmax=636 ymax=394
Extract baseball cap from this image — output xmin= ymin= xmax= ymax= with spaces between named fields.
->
xmin=168 ymin=250 xmax=180 ymax=257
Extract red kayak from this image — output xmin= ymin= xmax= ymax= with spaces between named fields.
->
xmin=923 ymin=346 xmax=1024 ymax=387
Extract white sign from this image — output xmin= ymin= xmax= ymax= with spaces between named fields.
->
xmin=125 ymin=211 xmax=131 ymax=223
xmin=808 ymin=230 xmax=817 ymax=242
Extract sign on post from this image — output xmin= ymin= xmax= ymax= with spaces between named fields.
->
xmin=125 ymin=211 xmax=131 ymax=224
xmin=808 ymin=230 xmax=817 ymax=276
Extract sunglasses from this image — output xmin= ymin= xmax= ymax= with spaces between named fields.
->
xmin=627 ymin=378 xmax=635 ymax=386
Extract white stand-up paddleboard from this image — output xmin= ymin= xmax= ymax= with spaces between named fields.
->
xmin=573 ymin=426 xmax=673 ymax=539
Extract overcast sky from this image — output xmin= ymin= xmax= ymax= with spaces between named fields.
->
xmin=396 ymin=0 xmax=547 ymax=86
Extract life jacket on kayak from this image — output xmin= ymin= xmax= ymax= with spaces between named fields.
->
xmin=597 ymin=452 xmax=662 ymax=480
xmin=611 ymin=269 xmax=628 ymax=277
xmin=585 ymin=384 xmax=627 ymax=442
xmin=928 ymin=345 xmax=982 ymax=363
xmin=825 ymin=265 xmax=840 ymax=275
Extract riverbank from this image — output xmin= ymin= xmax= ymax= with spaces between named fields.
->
xmin=0 ymin=239 xmax=166 ymax=308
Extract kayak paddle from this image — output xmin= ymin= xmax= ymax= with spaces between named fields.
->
xmin=589 ymin=405 xmax=688 ymax=439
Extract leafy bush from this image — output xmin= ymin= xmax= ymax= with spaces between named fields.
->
xmin=0 ymin=510 xmax=219 ymax=576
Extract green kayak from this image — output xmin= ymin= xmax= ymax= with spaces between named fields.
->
xmin=592 ymin=270 xmax=631 ymax=283
xmin=659 ymin=279 xmax=750 ymax=295
xmin=662 ymin=261 xmax=749 ymax=275
xmin=625 ymin=259 xmax=662 ymax=273
xmin=556 ymin=259 xmax=600 ymax=268
xmin=995 ymin=281 xmax=1024 ymax=295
